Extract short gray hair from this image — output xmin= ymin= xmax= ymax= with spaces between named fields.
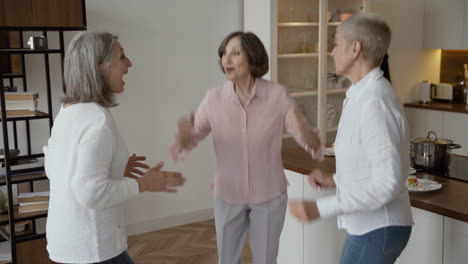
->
xmin=62 ymin=32 xmax=118 ymax=107
xmin=337 ymin=13 xmax=391 ymax=67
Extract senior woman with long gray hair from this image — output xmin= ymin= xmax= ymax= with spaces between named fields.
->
xmin=289 ymin=13 xmax=413 ymax=263
xmin=44 ymin=32 xmax=186 ymax=264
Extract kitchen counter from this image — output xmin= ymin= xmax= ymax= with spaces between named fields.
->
xmin=282 ymin=147 xmax=468 ymax=222
xmin=404 ymin=101 xmax=468 ymax=114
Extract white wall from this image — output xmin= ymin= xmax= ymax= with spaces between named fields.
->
xmin=369 ymin=0 xmax=441 ymax=103
xmin=0 ymin=0 xmax=243 ymax=235
xmin=84 ymin=0 xmax=243 ymax=234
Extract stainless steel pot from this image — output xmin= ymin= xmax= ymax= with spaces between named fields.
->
xmin=410 ymin=131 xmax=461 ymax=172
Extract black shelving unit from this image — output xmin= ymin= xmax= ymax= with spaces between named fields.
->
xmin=0 ymin=26 xmax=84 ymax=264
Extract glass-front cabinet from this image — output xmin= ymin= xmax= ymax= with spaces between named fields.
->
xmin=245 ymin=0 xmax=367 ymax=146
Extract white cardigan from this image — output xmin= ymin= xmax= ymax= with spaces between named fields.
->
xmin=44 ymin=103 xmax=139 ymax=263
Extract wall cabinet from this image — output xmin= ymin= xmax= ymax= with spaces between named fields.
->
xmin=423 ymin=0 xmax=468 ymax=49
xmin=245 ymin=0 xmax=368 ymax=145
xmin=405 ymin=107 xmax=468 ymax=156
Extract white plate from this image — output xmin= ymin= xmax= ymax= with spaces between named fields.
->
xmin=406 ymin=178 xmax=442 ymax=192
xmin=409 ymin=167 xmax=416 ymax=175
xmin=324 ymin=147 xmax=335 ymax=156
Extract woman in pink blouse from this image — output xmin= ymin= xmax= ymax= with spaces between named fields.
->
xmin=171 ymin=31 xmax=324 ymax=263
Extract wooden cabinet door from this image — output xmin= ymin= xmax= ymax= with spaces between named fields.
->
xmin=16 ymin=238 xmax=54 ymax=264
xmin=0 ymin=0 xmax=85 ymax=28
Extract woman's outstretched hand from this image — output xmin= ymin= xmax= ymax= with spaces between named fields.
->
xmin=288 ymin=200 xmax=320 ymax=222
xmin=289 ymin=107 xmax=325 ymax=160
xmin=135 ymin=161 xmax=186 ymax=193
xmin=177 ymin=113 xmax=194 ymax=149
xmin=124 ymin=153 xmax=150 ymax=179
xmin=308 ymin=169 xmax=336 ymax=189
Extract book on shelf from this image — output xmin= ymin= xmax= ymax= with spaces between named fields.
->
xmin=18 ymin=201 xmax=49 ymax=213
xmin=18 ymin=191 xmax=49 ymax=203
xmin=0 ymin=149 xmax=20 ymax=159
xmin=0 ymin=110 xmax=37 ymax=118
xmin=4 ymin=92 xmax=39 ymax=101
xmin=0 ymin=159 xmax=44 ymax=177
xmin=4 ymin=220 xmax=30 ymax=234
xmin=5 ymin=100 xmax=38 ymax=111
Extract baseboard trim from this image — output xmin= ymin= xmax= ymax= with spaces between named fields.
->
xmin=126 ymin=208 xmax=214 ymax=236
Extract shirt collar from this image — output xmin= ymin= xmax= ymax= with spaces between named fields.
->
xmin=222 ymin=78 xmax=266 ymax=103
xmin=345 ymin=67 xmax=383 ymax=102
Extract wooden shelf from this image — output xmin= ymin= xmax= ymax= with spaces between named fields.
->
xmin=278 ymin=22 xmax=340 ymax=27
xmin=0 ymin=74 xmax=24 ymax=79
xmin=0 ymin=207 xmax=47 ymax=226
xmin=327 ymin=88 xmax=347 ymax=95
xmin=278 ymin=52 xmax=332 ymax=59
xmin=0 ymin=49 xmax=61 ymax=55
xmin=0 ymin=171 xmax=47 ymax=186
xmin=0 ymin=111 xmax=49 ymax=122
xmin=291 ymin=90 xmax=318 ymax=98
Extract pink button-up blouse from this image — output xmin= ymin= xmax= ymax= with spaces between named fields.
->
xmin=172 ymin=78 xmax=321 ymax=204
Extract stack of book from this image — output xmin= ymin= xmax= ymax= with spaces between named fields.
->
xmin=18 ymin=191 xmax=49 ymax=213
xmin=3 ymin=92 xmax=39 ymax=116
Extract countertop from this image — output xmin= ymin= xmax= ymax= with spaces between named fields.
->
xmin=404 ymin=101 xmax=468 ymax=114
xmin=282 ymin=147 xmax=468 ymax=222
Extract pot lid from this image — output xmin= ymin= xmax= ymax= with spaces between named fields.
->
xmin=411 ymin=131 xmax=453 ymax=144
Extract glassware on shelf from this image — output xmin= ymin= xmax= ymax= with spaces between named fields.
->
xmin=303 ymin=71 xmax=317 ymax=90
xmin=288 ymin=7 xmax=296 ymax=22
xmin=298 ymin=32 xmax=310 ymax=53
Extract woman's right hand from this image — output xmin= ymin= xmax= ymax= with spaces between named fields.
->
xmin=177 ymin=113 xmax=194 ymax=149
xmin=136 ymin=161 xmax=186 ymax=192
xmin=308 ymin=169 xmax=335 ymax=189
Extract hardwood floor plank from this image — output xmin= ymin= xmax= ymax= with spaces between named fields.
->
xmin=127 ymin=219 xmax=252 ymax=264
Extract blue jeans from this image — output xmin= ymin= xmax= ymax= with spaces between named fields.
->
xmin=340 ymin=226 xmax=412 ymax=264
xmin=92 ymin=252 xmax=134 ymax=264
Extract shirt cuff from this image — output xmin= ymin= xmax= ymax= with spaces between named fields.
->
xmin=126 ymin=178 xmax=140 ymax=196
xmin=316 ymin=195 xmax=340 ymax=219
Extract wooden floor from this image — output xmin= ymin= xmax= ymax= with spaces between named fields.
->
xmin=127 ymin=220 xmax=252 ymax=264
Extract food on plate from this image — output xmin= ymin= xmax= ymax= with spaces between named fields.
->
xmin=406 ymin=175 xmax=419 ymax=188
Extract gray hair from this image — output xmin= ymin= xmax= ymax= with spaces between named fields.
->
xmin=337 ymin=13 xmax=391 ymax=67
xmin=62 ymin=32 xmax=118 ymax=107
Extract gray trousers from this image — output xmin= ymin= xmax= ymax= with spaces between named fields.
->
xmin=214 ymin=192 xmax=287 ymax=264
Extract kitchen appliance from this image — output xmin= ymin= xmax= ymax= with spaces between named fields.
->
xmin=446 ymin=154 xmax=468 ymax=182
xmin=418 ymin=80 xmax=432 ymax=104
xmin=431 ymin=83 xmax=453 ymax=101
xmin=410 ymin=131 xmax=461 ymax=172
xmin=27 ymin=36 xmax=47 ymax=49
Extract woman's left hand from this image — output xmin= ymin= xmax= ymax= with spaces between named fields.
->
xmin=288 ymin=200 xmax=321 ymax=222
xmin=125 ymin=153 xmax=150 ymax=179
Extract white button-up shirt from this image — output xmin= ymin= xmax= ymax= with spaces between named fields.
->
xmin=317 ymin=68 xmax=413 ymax=235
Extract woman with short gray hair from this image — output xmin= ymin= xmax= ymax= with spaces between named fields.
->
xmin=44 ymin=31 xmax=186 ymax=264
xmin=289 ymin=13 xmax=413 ymax=263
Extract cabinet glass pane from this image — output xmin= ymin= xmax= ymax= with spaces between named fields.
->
xmin=277 ymin=0 xmax=364 ymax=145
